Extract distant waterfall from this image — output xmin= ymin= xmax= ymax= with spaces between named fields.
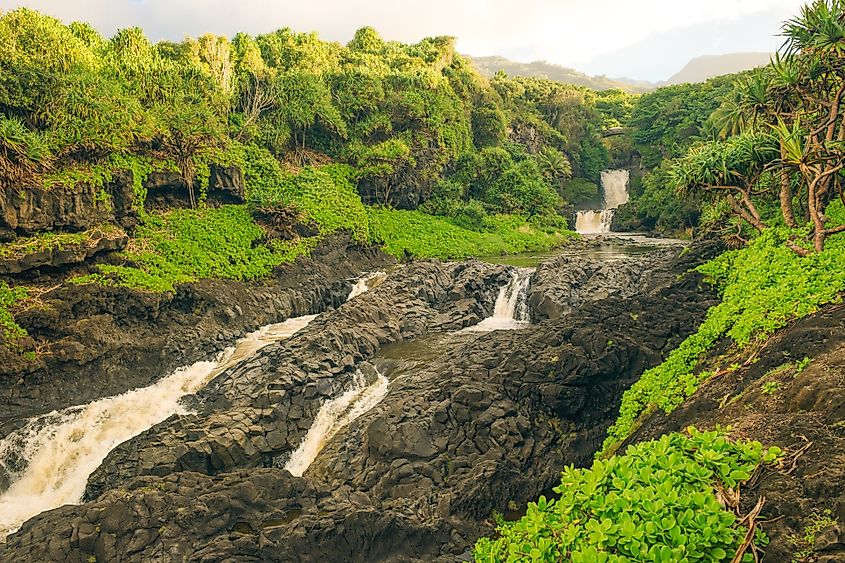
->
xmin=575 ymin=169 xmax=630 ymax=234
xmin=466 ymin=268 xmax=533 ymax=331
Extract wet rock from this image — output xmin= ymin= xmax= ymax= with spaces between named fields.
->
xmin=0 ymin=233 xmax=392 ymax=434
xmin=82 ymin=260 xmax=508 ymax=499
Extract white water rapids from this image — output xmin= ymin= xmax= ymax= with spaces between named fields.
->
xmin=575 ymin=169 xmax=630 ymax=234
xmin=285 ymin=364 xmax=389 ymax=477
xmin=465 ymin=268 xmax=533 ymax=332
xmin=348 ymin=271 xmax=388 ymax=300
xmin=0 ymin=314 xmax=316 ymax=540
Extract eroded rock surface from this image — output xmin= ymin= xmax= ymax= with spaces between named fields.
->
xmin=0 ymin=233 xmax=392 ymax=434
xmin=0 ymin=171 xmax=136 ymax=241
xmin=0 ymin=246 xmax=721 ymax=562
xmin=83 ymin=260 xmax=509 ymax=499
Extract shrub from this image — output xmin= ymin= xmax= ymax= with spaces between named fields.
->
xmin=475 ymin=428 xmax=781 ymax=563
xmin=0 ymin=281 xmax=29 ymax=345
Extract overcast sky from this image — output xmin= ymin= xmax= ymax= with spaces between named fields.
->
xmin=0 ymin=0 xmax=808 ymax=81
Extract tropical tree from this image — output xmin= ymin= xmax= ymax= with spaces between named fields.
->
xmin=672 ymin=132 xmax=777 ymax=233
xmin=770 ymin=0 xmax=845 ymax=251
xmin=535 ymin=145 xmax=573 ymax=187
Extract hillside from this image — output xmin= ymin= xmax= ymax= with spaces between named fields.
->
xmin=468 ymin=55 xmax=655 ymax=92
xmin=665 ymin=52 xmax=771 ymax=84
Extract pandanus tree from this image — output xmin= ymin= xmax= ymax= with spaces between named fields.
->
xmin=672 ymin=132 xmax=778 ymax=234
xmin=710 ymin=68 xmax=802 ymax=228
xmin=771 ymin=0 xmax=845 ymax=252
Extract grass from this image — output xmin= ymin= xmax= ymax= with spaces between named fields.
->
xmin=367 ymin=207 xmax=575 ymax=259
xmin=600 ymin=201 xmax=845 ymax=457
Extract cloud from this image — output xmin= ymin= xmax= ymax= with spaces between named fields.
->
xmin=0 ymin=0 xmax=808 ymax=80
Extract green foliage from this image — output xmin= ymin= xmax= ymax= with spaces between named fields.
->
xmin=0 ymin=225 xmax=120 ymax=260
xmin=475 ymin=428 xmax=781 ymax=562
xmin=788 ymin=509 xmax=838 ymax=562
xmin=0 ymin=281 xmax=29 ymax=345
xmin=275 ymin=164 xmax=370 ymax=243
xmin=761 ymin=381 xmax=781 ymax=395
xmin=488 ymin=159 xmax=560 ymax=217
xmin=630 ymin=77 xmax=735 ymax=169
xmin=367 ymin=207 xmax=574 ymax=259
xmin=559 ymin=178 xmax=600 ymax=207
xmin=601 ymin=202 xmax=845 ymax=455
xmin=618 ymin=162 xmax=700 ymax=233
xmin=73 ymin=206 xmax=304 ymax=292
xmin=472 ymin=103 xmax=508 ymax=148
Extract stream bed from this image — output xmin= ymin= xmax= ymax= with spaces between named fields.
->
xmin=0 ymin=239 xmax=714 ymax=562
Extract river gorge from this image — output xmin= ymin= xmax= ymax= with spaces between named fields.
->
xmin=0 ymin=234 xmax=719 ymax=561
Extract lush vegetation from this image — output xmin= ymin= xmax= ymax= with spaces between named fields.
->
xmin=475 ymin=428 xmax=781 ymax=562
xmin=0 ymin=9 xmax=616 ymax=286
xmin=70 ymin=206 xmax=313 ymax=292
xmin=0 ymin=281 xmax=28 ymax=346
xmin=601 ymin=201 xmax=845 ymax=455
xmin=368 ymin=208 xmax=573 ymax=259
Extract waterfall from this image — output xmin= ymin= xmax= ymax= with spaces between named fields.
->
xmin=575 ymin=169 xmax=629 ymax=234
xmin=601 ymin=169 xmax=630 ymax=209
xmin=0 ymin=314 xmax=316 ymax=540
xmin=575 ymin=210 xmax=615 ymax=234
xmin=285 ymin=364 xmax=389 ymax=477
xmin=348 ymin=271 xmax=388 ymax=300
xmin=466 ymin=268 xmax=533 ymax=332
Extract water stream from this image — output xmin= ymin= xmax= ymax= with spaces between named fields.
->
xmin=0 ymin=268 xmax=391 ymax=540
xmin=465 ymin=268 xmax=534 ymax=332
xmin=284 ymin=364 xmax=389 ymax=477
xmin=0 ymin=315 xmax=315 ymax=539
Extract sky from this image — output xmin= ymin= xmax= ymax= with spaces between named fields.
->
xmin=0 ymin=0 xmax=808 ymax=82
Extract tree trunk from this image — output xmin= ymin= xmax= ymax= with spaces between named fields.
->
xmin=779 ymin=166 xmax=798 ymax=228
xmin=179 ymin=157 xmax=196 ymax=209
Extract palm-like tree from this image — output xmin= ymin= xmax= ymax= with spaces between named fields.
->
xmin=776 ymin=0 xmax=845 ymax=251
xmin=535 ymin=146 xmax=572 ymax=184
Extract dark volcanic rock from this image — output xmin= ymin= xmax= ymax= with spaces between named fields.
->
xmin=0 ymin=233 xmax=393 ymax=435
xmin=527 ymin=252 xmax=660 ymax=321
xmin=82 ymin=260 xmax=509 ymax=500
xmin=208 ymin=165 xmax=245 ymax=203
xmin=0 ymin=245 xmax=723 ymax=562
xmin=0 ymin=171 xmax=137 ymax=240
xmin=0 ymin=228 xmax=128 ymax=275
xmin=143 ymin=165 xmax=246 ymax=209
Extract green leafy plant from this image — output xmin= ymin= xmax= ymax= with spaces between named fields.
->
xmin=601 ymin=202 xmax=845 ymax=456
xmin=475 ymin=428 xmax=781 ymax=562
xmin=761 ymin=381 xmax=780 ymax=395
xmin=0 ymin=281 xmax=29 ymax=346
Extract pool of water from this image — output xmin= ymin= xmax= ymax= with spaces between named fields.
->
xmin=479 ymin=234 xmax=687 ymax=268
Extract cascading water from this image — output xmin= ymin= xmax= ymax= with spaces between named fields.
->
xmin=348 ymin=271 xmax=388 ymax=300
xmin=466 ymin=268 xmax=533 ymax=331
xmin=575 ymin=169 xmax=630 ymax=234
xmin=285 ymin=363 xmax=389 ymax=477
xmin=0 ymin=314 xmax=316 ymax=540
xmin=0 ymin=266 xmax=397 ymax=540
